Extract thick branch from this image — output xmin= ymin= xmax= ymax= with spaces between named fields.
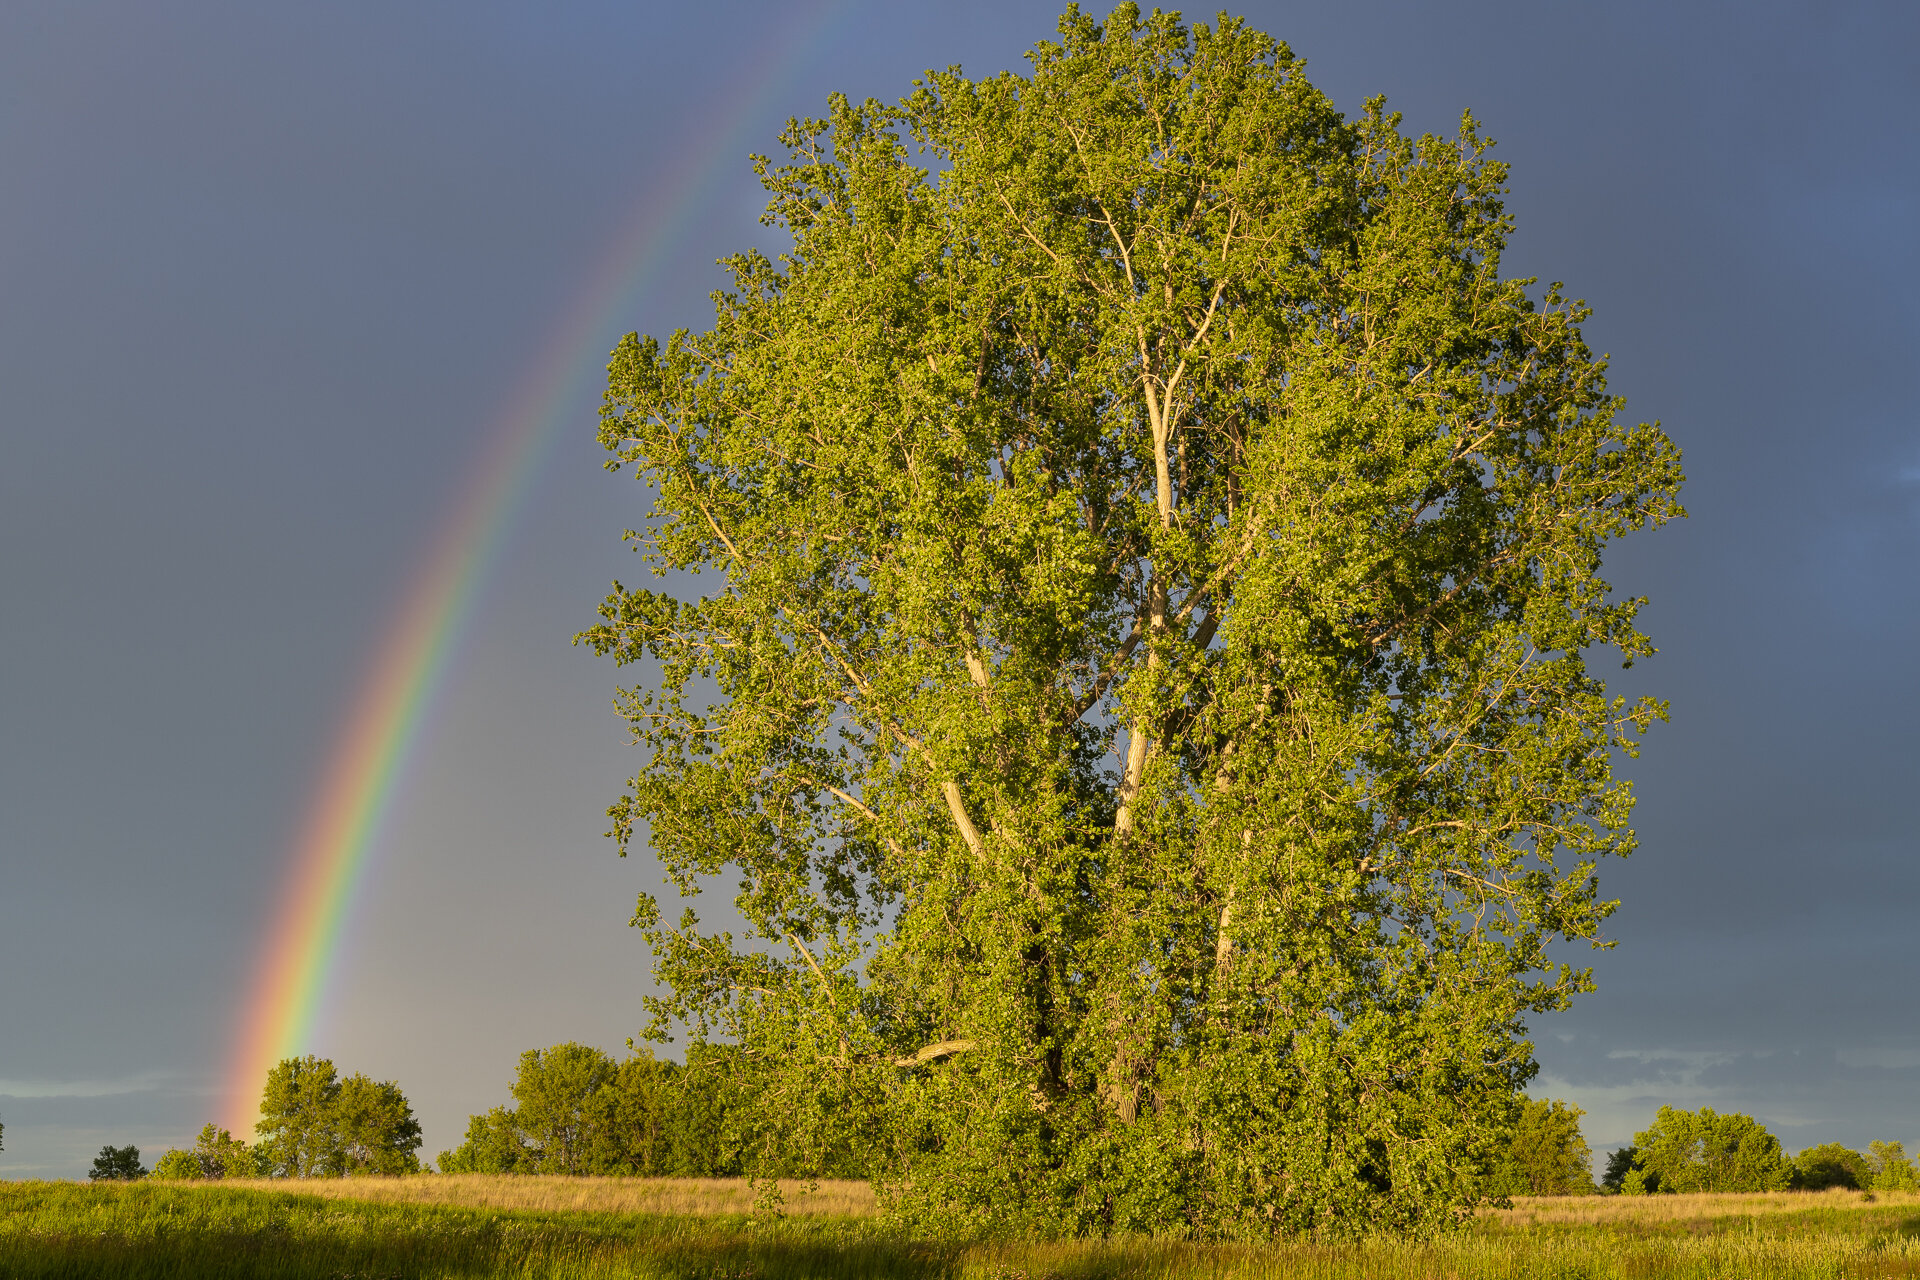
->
xmin=894 ymin=1038 xmax=977 ymax=1068
xmin=942 ymin=780 xmax=986 ymax=859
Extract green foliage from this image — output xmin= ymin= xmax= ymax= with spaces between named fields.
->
xmin=439 ymin=1042 xmax=802 ymax=1177
xmin=88 ymin=1145 xmax=146 ymax=1181
xmin=199 ymin=1125 xmax=264 ymax=1179
xmin=1793 ymin=1142 xmax=1870 ymax=1191
xmin=1600 ymin=1146 xmax=1642 ymax=1195
xmin=1867 ymin=1140 xmax=1919 ymax=1191
xmin=256 ymin=1055 xmax=343 ymax=1177
xmin=584 ymin=3 xmax=1681 ymax=1239
xmin=148 ymin=1149 xmax=205 ymax=1181
xmin=255 ymin=1056 xmax=422 ymax=1177
xmin=511 ymin=1043 xmax=619 ymax=1175
xmin=1619 ymin=1167 xmax=1659 ymax=1197
xmin=151 ymin=1125 xmax=264 ymax=1181
xmin=1485 ymin=1099 xmax=1593 ymax=1196
xmin=334 ymin=1074 xmax=423 ymax=1175
xmin=583 ymin=1052 xmax=684 ymax=1176
xmin=1633 ymin=1107 xmax=1790 ymax=1193
xmin=581 ymin=1045 xmax=758 ymax=1177
xmin=438 ymin=1107 xmax=527 ymax=1174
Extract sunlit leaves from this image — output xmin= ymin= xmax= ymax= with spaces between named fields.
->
xmin=582 ymin=3 xmax=1681 ymax=1239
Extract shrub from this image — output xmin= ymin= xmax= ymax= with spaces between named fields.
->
xmin=1793 ymin=1142 xmax=1870 ymax=1191
xmin=1867 ymin=1140 xmax=1919 ymax=1191
xmin=149 ymin=1149 xmax=205 ymax=1180
xmin=150 ymin=1125 xmax=263 ymax=1180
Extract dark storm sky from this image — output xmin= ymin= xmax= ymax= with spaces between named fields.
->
xmin=3 ymin=1 xmax=1915 ymax=1177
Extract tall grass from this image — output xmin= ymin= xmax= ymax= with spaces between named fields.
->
xmin=221 ymin=1172 xmax=878 ymax=1217
xmin=1489 ymin=1186 xmax=1920 ymax=1225
xmin=6 ymin=1179 xmax=1920 ymax=1278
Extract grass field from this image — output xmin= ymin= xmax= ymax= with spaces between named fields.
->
xmin=5 ymin=1178 xmax=1920 ymax=1278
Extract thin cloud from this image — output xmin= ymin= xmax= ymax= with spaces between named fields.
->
xmin=0 ymin=1071 xmax=192 ymax=1099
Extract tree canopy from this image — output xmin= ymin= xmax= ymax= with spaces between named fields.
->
xmin=254 ymin=1055 xmax=422 ymax=1177
xmin=1486 ymin=1098 xmax=1593 ymax=1197
xmin=585 ymin=3 xmax=1682 ymax=1237
xmin=88 ymin=1144 xmax=146 ymax=1181
xmin=1634 ymin=1107 xmax=1790 ymax=1194
xmin=1867 ymin=1141 xmax=1920 ymax=1191
xmin=438 ymin=1042 xmax=796 ymax=1178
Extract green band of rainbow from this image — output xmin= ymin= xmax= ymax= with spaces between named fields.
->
xmin=225 ymin=1 xmax=851 ymax=1132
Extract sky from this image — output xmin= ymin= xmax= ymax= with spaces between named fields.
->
xmin=2 ymin=0 xmax=1915 ymax=1178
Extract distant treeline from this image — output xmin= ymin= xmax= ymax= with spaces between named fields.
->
xmin=82 ymin=1049 xmax=1918 ymax=1198
xmin=436 ymin=1042 xmax=865 ymax=1178
xmin=1600 ymin=1106 xmax=1919 ymax=1195
xmin=1481 ymin=1099 xmax=1920 ymax=1197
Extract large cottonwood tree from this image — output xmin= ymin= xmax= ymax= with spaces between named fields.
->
xmin=584 ymin=5 xmax=1682 ymax=1237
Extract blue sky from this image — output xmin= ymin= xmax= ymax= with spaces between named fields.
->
xmin=3 ymin=0 xmax=1917 ymax=1176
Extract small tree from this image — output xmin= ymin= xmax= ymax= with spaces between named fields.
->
xmin=510 ymin=1043 xmax=618 ymax=1175
xmin=1867 ymin=1140 xmax=1919 ymax=1191
xmin=150 ymin=1149 xmax=204 ymax=1180
xmin=334 ymin=1074 xmax=422 ymax=1175
xmin=256 ymin=1055 xmax=344 ymax=1177
xmin=255 ymin=1056 xmax=421 ymax=1177
xmin=1600 ymin=1146 xmax=1641 ymax=1194
xmin=1793 ymin=1142 xmax=1869 ymax=1191
xmin=583 ymin=1051 xmax=682 ymax=1176
xmin=88 ymin=1144 xmax=146 ymax=1181
xmin=150 ymin=1125 xmax=261 ymax=1179
xmin=197 ymin=1124 xmax=261 ymax=1178
xmin=1634 ymin=1107 xmax=1790 ymax=1193
xmin=669 ymin=1043 xmax=756 ymax=1177
xmin=438 ymin=1106 xmax=527 ymax=1174
xmin=1487 ymin=1098 xmax=1593 ymax=1196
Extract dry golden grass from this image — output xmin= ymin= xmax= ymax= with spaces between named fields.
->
xmin=224 ymin=1172 xmax=877 ymax=1216
xmin=1486 ymin=1186 xmax=1920 ymax=1226
xmin=234 ymin=1176 xmax=1920 ymax=1230
xmin=18 ymin=1180 xmax=1920 ymax=1278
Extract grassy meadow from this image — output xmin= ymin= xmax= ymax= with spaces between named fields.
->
xmin=6 ymin=1178 xmax=1920 ymax=1279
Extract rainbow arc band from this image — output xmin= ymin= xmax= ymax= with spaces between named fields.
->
xmin=225 ymin=0 xmax=851 ymax=1133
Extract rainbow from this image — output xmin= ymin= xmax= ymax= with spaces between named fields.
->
xmin=225 ymin=1 xmax=854 ymax=1133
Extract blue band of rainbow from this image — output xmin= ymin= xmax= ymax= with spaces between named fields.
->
xmin=226 ymin=0 xmax=850 ymax=1132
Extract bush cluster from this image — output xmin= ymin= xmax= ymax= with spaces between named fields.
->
xmin=150 ymin=1125 xmax=260 ymax=1180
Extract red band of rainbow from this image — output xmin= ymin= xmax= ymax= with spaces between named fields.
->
xmin=224 ymin=0 xmax=852 ymax=1133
